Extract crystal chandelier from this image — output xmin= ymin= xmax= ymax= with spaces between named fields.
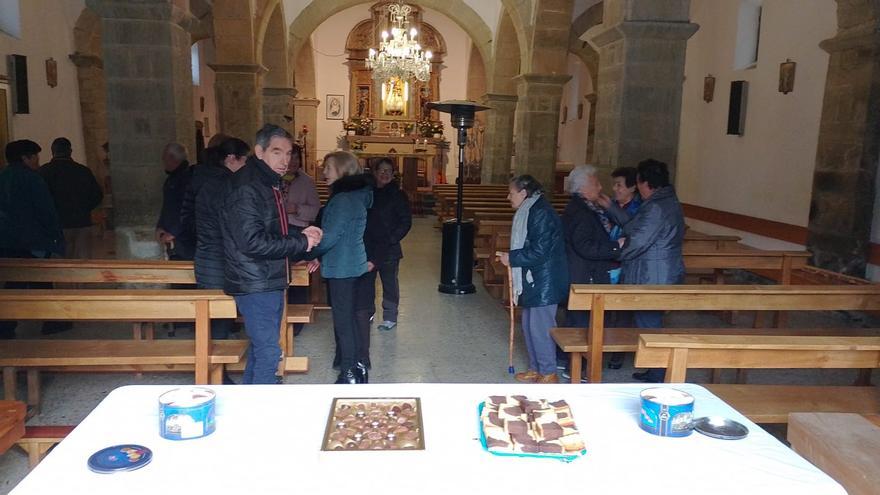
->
xmin=367 ymin=3 xmax=433 ymax=82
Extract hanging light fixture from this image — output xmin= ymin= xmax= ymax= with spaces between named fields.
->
xmin=367 ymin=3 xmax=433 ymax=82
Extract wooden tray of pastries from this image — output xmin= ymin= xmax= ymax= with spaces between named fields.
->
xmin=322 ymin=398 xmax=424 ymax=451
xmin=478 ymin=395 xmax=586 ymax=462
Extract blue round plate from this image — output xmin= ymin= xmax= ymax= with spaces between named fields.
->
xmin=87 ymin=444 xmax=152 ymax=474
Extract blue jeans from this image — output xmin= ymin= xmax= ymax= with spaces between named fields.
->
xmin=234 ymin=290 xmax=284 ymax=384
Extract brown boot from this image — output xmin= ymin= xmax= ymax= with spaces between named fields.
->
xmin=537 ymin=373 xmax=559 ymax=384
xmin=514 ymin=370 xmax=539 ymax=383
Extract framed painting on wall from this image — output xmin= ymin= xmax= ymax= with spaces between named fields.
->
xmin=326 ymin=94 xmax=344 ymax=120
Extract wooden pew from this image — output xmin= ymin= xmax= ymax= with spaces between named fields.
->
xmin=562 ymin=284 xmax=880 ymax=383
xmin=633 ymin=334 xmax=880 ymax=424
xmin=15 ymin=425 xmax=74 ymax=468
xmin=0 ymin=289 xmax=241 ymax=412
xmin=0 ymin=400 xmax=25 ymax=455
xmin=0 ymin=258 xmax=312 ymax=371
xmin=788 ymin=413 xmax=880 ymax=495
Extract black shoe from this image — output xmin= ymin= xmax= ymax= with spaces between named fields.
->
xmin=332 ymin=354 xmax=341 ymax=370
xmin=608 ymin=352 xmax=624 ymax=370
xmin=222 ymin=372 xmax=236 ymax=385
xmin=275 ymin=375 xmax=284 ymax=384
xmin=41 ymin=321 xmax=73 ymax=335
xmin=335 ymin=368 xmax=358 ymax=384
xmin=632 ymin=370 xmax=664 ymax=383
xmin=355 ymin=361 xmax=369 ymax=384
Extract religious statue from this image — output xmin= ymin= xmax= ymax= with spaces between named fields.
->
xmin=419 ymin=85 xmax=432 ymax=119
xmin=383 ymin=77 xmax=406 ymax=116
xmin=356 ymin=86 xmax=370 ymax=117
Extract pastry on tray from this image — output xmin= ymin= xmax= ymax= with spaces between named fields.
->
xmin=480 ymin=396 xmax=585 ymax=456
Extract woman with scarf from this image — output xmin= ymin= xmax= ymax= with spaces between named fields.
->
xmin=499 ymin=175 xmax=569 ymax=384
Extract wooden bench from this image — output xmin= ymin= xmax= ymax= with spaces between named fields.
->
xmin=1 ymin=340 xmax=247 ymax=415
xmin=15 ymin=425 xmax=75 ymax=468
xmin=562 ymin=284 xmax=880 ymax=383
xmin=633 ymin=334 xmax=880 ymax=423
xmin=0 ymin=258 xmax=313 ymax=372
xmin=0 ymin=289 xmax=238 ymax=412
xmin=0 ymin=400 xmax=25 ymax=455
xmin=788 ymin=413 xmax=880 ymax=495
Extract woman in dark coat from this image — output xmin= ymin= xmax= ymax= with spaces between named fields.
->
xmin=309 ymin=151 xmax=374 ymax=384
xmin=562 ymin=165 xmax=621 ymax=328
xmin=499 ymin=175 xmax=569 ymax=384
xmin=364 ymin=158 xmax=412 ymax=332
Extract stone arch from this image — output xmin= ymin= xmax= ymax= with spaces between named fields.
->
xmin=288 ymin=0 xmax=492 ymax=81
xmin=569 ymin=2 xmax=602 ymax=90
xmin=489 ymin=6 xmax=521 ymax=94
xmin=256 ymin=0 xmax=289 ymax=86
xmin=71 ymin=8 xmax=108 ymax=189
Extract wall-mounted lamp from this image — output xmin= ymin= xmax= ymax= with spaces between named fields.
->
xmin=779 ymin=59 xmax=796 ymax=94
xmin=703 ymin=74 xmax=715 ymax=103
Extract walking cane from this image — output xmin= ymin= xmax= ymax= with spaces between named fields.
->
xmin=497 ymin=252 xmax=515 ymax=375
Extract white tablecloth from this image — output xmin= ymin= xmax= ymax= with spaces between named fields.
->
xmin=10 ymin=383 xmax=845 ymax=495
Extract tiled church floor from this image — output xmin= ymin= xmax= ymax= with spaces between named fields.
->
xmin=0 ymin=217 xmax=876 ymax=492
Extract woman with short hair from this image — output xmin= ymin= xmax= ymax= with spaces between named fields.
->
xmin=310 ymin=151 xmax=374 ymax=384
xmin=499 ymin=175 xmax=569 ymax=383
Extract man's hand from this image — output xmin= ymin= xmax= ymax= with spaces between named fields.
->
xmin=597 ymin=193 xmax=612 ymax=209
xmin=367 ymin=261 xmax=375 ymax=272
xmin=498 ymin=252 xmax=510 ymax=267
xmin=307 ymin=259 xmax=320 ymax=273
xmin=302 ymin=226 xmax=323 ymax=251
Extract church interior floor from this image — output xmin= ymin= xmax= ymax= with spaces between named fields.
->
xmin=1 ymin=217 xmax=877 ymax=490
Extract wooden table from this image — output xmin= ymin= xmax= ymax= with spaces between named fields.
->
xmin=789 ymin=412 xmax=880 ymax=495
xmin=9 ymin=384 xmax=845 ymax=494
xmin=0 ymin=400 xmax=26 ymax=455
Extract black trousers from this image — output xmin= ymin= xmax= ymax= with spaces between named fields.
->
xmin=376 ymin=258 xmax=400 ymax=322
xmin=329 ymin=273 xmax=376 ymax=371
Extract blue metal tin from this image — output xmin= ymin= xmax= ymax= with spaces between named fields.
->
xmin=639 ymin=388 xmax=694 ymax=437
xmin=159 ymin=387 xmax=216 ymax=440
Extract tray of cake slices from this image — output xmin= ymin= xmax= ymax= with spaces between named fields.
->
xmin=478 ymin=395 xmax=586 ymax=462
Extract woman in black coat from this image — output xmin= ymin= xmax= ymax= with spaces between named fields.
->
xmin=562 ymin=165 xmax=621 ymax=327
xmin=363 ymin=158 xmax=412 ymax=332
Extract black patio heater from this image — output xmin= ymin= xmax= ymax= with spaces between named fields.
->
xmin=428 ymin=99 xmax=490 ymax=295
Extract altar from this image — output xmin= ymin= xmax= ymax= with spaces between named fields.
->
xmin=344 ymin=134 xmax=447 ymax=194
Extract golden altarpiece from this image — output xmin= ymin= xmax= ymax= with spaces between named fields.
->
xmin=342 ymin=2 xmax=449 ymax=194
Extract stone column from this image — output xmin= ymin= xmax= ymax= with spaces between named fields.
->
xmin=806 ymin=0 xmax=880 ymax=276
xmin=262 ymin=87 xmax=297 ymax=134
xmin=513 ymin=74 xmax=570 ymax=193
xmin=209 ymin=64 xmax=265 ymax=144
xmin=480 ymin=93 xmax=518 ymax=184
xmin=587 ymin=1 xmax=698 ymax=179
xmin=86 ymin=0 xmax=195 ymax=259
xmin=69 ymin=52 xmax=108 ymax=187
xmin=293 ymin=97 xmax=320 ymax=177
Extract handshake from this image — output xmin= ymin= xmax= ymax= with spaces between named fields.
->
xmin=302 ymin=226 xmax=323 ymax=251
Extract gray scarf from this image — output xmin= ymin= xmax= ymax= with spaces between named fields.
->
xmin=510 ymin=193 xmax=541 ymax=305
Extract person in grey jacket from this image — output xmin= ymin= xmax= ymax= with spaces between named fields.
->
xmin=600 ymin=158 xmax=685 ymax=382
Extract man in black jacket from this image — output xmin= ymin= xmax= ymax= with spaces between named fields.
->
xmin=39 ymin=138 xmax=103 ymax=259
xmin=364 ymin=158 xmax=412 ymax=331
xmin=0 ymin=140 xmax=64 ymax=338
xmin=156 ymin=142 xmax=192 ymax=260
xmin=220 ymin=124 xmax=322 ymax=384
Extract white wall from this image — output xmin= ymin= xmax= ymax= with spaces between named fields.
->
xmin=0 ymin=0 xmax=87 ymax=163
xmin=192 ymin=39 xmax=218 ymax=145
xmin=557 ymin=53 xmax=592 ymax=167
xmin=310 ymin=3 xmax=472 ymax=179
xmin=676 ymin=0 xmax=837 ymax=227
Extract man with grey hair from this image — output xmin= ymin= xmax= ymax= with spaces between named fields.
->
xmin=157 ymin=142 xmax=192 ymax=260
xmin=220 ymin=124 xmax=323 ymax=384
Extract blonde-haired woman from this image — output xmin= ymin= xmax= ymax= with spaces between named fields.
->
xmin=309 ymin=151 xmax=375 ymax=384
